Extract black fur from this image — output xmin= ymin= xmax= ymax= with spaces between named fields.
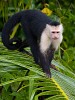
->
xmin=2 ymin=10 xmax=60 ymax=77
xmin=50 ymin=21 xmax=60 ymax=26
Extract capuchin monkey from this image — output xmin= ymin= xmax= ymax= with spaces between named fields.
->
xmin=2 ymin=10 xmax=63 ymax=77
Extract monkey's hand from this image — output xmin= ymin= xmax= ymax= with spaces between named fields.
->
xmin=44 ymin=69 xmax=51 ymax=78
xmin=46 ymin=73 xmax=51 ymax=78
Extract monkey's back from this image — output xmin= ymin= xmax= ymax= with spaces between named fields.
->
xmin=21 ymin=10 xmax=52 ymax=36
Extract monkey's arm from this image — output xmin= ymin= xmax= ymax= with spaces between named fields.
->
xmin=47 ymin=49 xmax=58 ymax=71
xmin=47 ymin=49 xmax=55 ymax=64
xmin=39 ymin=52 xmax=51 ymax=77
xmin=41 ymin=49 xmax=57 ymax=77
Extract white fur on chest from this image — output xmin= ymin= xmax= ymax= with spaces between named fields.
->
xmin=39 ymin=32 xmax=50 ymax=53
xmin=51 ymin=33 xmax=63 ymax=50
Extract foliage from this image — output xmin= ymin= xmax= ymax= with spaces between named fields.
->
xmin=0 ymin=43 xmax=75 ymax=100
xmin=60 ymin=47 xmax=75 ymax=73
xmin=0 ymin=0 xmax=75 ymax=100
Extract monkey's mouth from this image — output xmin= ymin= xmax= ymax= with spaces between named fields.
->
xmin=52 ymin=37 xmax=58 ymax=40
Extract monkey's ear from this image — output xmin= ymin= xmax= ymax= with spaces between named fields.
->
xmin=60 ymin=24 xmax=64 ymax=33
xmin=46 ymin=24 xmax=51 ymax=29
xmin=46 ymin=24 xmax=52 ymax=33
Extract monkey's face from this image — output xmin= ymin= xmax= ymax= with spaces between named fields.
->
xmin=46 ymin=24 xmax=63 ymax=41
xmin=49 ymin=24 xmax=63 ymax=50
xmin=50 ymin=26 xmax=60 ymax=40
xmin=49 ymin=24 xmax=63 ymax=41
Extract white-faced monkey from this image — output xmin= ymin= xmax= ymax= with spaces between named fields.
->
xmin=2 ymin=10 xmax=63 ymax=77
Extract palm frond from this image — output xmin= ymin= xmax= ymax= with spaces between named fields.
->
xmin=0 ymin=43 xmax=75 ymax=100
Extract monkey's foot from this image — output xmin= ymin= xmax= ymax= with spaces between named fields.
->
xmin=19 ymin=49 xmax=32 ymax=56
xmin=51 ymin=64 xmax=58 ymax=71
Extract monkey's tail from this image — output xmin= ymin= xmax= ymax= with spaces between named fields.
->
xmin=2 ymin=12 xmax=22 ymax=50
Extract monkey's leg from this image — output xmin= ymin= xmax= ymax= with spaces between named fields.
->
xmin=19 ymin=40 xmax=29 ymax=51
xmin=21 ymin=19 xmax=40 ymax=64
xmin=18 ymin=40 xmax=32 ymax=56
xmin=27 ymin=36 xmax=39 ymax=64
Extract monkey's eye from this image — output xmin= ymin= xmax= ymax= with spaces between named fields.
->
xmin=57 ymin=31 xmax=60 ymax=33
xmin=52 ymin=31 xmax=55 ymax=33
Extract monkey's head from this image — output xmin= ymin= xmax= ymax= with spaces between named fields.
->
xmin=45 ymin=21 xmax=63 ymax=50
xmin=46 ymin=21 xmax=63 ymax=41
xmin=40 ymin=21 xmax=64 ymax=53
